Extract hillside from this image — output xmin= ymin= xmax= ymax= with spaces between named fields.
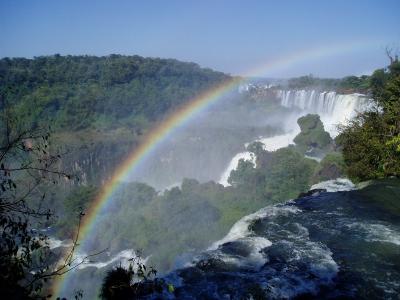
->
xmin=0 ymin=55 xmax=230 ymax=130
xmin=0 ymin=55 xmax=232 ymax=185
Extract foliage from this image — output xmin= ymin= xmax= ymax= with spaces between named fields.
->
xmin=0 ymin=104 xmax=78 ymax=298
xmin=230 ymin=145 xmax=318 ymax=203
xmin=261 ymin=147 xmax=318 ymax=202
xmin=0 ymin=55 xmax=230 ymax=131
xmin=55 ymin=185 xmax=98 ymax=237
xmin=338 ymin=59 xmax=400 ymax=181
xmin=287 ymin=74 xmax=370 ymax=93
xmin=312 ymin=152 xmax=345 ymax=183
xmin=228 ymin=159 xmax=258 ymax=187
xmin=293 ymin=114 xmax=332 ymax=153
xmin=100 ymin=267 xmax=133 ymax=300
xmin=100 ymin=257 xmax=165 ymax=300
xmin=0 ymin=55 xmax=232 ymax=187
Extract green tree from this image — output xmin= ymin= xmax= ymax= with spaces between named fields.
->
xmin=293 ymin=114 xmax=332 ymax=153
xmin=338 ymin=59 xmax=400 ymax=181
xmin=0 ymin=103 xmax=94 ymax=298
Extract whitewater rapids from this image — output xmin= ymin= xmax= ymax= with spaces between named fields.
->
xmin=159 ymin=179 xmax=400 ymax=299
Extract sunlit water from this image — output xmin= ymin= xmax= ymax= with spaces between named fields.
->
xmin=159 ymin=181 xmax=400 ymax=299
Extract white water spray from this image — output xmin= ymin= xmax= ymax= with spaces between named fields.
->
xmin=278 ymin=90 xmax=371 ymax=137
xmin=218 ymin=89 xmax=371 ymax=187
xmin=219 ymin=151 xmax=256 ymax=186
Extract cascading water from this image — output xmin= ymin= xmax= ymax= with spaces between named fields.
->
xmin=277 ymin=89 xmax=371 ymax=136
xmin=159 ymin=180 xmax=400 ymax=299
xmin=219 ymin=152 xmax=256 ymax=186
xmin=218 ymin=89 xmax=372 ymax=186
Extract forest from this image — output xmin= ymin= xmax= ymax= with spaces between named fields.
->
xmin=0 ymin=55 xmax=230 ymax=130
xmin=0 ymin=55 xmax=399 ymax=299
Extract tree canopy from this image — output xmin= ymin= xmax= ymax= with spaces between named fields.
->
xmin=0 ymin=55 xmax=230 ymax=131
xmin=337 ymin=59 xmax=400 ymax=181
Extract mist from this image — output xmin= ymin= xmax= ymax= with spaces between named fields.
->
xmin=126 ymin=84 xmax=370 ymax=190
xmin=52 ymin=82 xmax=372 ymax=299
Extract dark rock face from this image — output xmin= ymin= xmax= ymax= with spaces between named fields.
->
xmin=298 ymin=188 xmax=327 ymax=198
xmin=314 ymin=163 xmax=342 ymax=181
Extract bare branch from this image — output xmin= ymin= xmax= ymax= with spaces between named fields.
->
xmin=23 ymin=212 xmax=105 ymax=289
xmin=386 ymin=47 xmax=394 ymax=64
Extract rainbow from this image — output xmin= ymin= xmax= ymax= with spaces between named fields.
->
xmin=52 ymin=40 xmax=379 ymax=297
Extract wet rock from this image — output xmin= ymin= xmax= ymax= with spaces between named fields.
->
xmin=298 ymin=188 xmax=327 ymax=198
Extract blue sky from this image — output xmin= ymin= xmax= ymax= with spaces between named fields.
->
xmin=1 ymin=0 xmax=399 ymax=77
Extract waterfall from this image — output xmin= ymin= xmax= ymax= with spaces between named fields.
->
xmin=218 ymin=89 xmax=372 ymax=187
xmin=219 ymin=152 xmax=256 ymax=186
xmin=277 ymin=89 xmax=371 ymax=136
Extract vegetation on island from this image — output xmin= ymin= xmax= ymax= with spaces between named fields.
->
xmin=293 ymin=114 xmax=332 ymax=154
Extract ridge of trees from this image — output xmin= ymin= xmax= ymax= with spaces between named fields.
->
xmin=285 ymin=74 xmax=370 ymax=93
xmin=0 ymin=54 xmax=230 ymax=131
